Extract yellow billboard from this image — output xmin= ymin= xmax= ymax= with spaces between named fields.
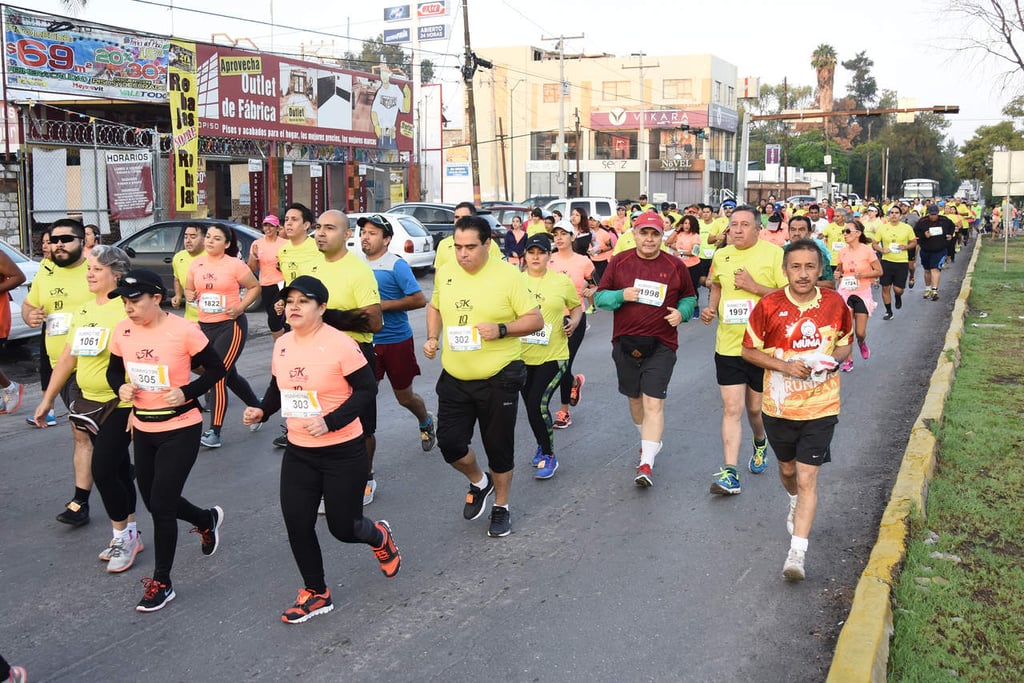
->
xmin=168 ymin=40 xmax=198 ymax=212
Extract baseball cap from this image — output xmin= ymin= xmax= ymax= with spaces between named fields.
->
xmin=927 ymin=205 xmax=940 ymax=215
xmin=262 ymin=214 xmax=280 ymax=226
xmin=632 ymin=212 xmax=665 ymax=233
xmin=524 ymin=234 xmax=553 ymax=252
xmin=721 ymin=199 xmax=737 ymax=209
xmin=356 ymin=213 xmax=394 ymax=237
xmin=279 ymin=275 xmax=329 ymax=304
xmin=108 ymin=270 xmax=166 ymax=299
xmin=551 ymin=219 xmax=575 ymax=237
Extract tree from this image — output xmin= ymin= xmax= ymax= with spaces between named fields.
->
xmin=956 ymin=121 xmax=1024 ymax=198
xmin=811 ymin=44 xmax=838 ymax=112
xmin=947 ymin=0 xmax=1024 ymax=86
xmin=341 ymin=35 xmax=434 ymax=84
xmin=841 ymin=51 xmax=878 ymax=108
xmin=747 ymin=80 xmax=815 ymax=166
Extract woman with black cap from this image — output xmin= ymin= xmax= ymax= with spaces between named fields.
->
xmin=243 ymin=275 xmax=401 ymax=624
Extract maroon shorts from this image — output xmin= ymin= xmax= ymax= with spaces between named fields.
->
xmin=374 ymin=337 xmax=422 ymax=390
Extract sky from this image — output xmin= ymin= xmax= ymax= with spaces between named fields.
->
xmin=19 ymin=0 xmax=1021 ymax=145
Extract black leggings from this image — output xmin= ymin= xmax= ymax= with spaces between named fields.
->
xmin=260 ymin=284 xmax=285 ymax=332
xmin=133 ymin=423 xmax=212 ymax=584
xmin=521 ymin=360 xmax=566 ymax=456
xmin=280 ymin=437 xmax=382 ymax=593
xmin=559 ymin=311 xmax=587 ymax=405
xmin=90 ymin=406 xmax=136 ymax=522
xmin=200 ymin=318 xmax=260 ymax=431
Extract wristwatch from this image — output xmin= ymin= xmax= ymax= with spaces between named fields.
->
xmin=498 ymin=323 xmax=508 ymax=339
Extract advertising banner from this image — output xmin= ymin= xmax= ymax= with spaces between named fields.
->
xmin=105 ymin=150 xmax=154 ymax=220
xmin=417 ymin=1 xmax=447 ymax=17
xmin=168 ymin=40 xmax=198 ymax=212
xmin=309 ymin=164 xmax=325 ymax=216
xmin=3 ymin=7 xmax=168 ymax=102
xmin=384 ymin=5 xmax=411 ymax=21
xmin=418 ymin=25 xmax=447 ymax=42
xmin=248 ymin=158 xmax=265 ymax=228
xmin=195 ymin=45 xmax=413 ymax=156
xmin=383 ymin=28 xmax=410 ymax=45
xmin=590 ymin=108 xmax=709 ymax=131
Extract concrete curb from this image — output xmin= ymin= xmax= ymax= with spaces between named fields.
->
xmin=826 ymin=238 xmax=982 ymax=682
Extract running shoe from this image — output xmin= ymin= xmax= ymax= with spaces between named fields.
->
xmin=6 ymin=665 xmax=26 ymax=683
xmin=363 ymin=479 xmax=377 ymax=506
xmin=883 ymin=312 xmax=894 ymax=321
xmin=463 ymin=477 xmax=495 ymax=520
xmin=536 ymin=454 xmax=558 ymax=479
xmin=783 ymin=549 xmax=806 ymax=581
xmin=0 ymin=381 xmax=24 ymax=414
xmin=56 ymin=499 xmax=90 ymax=527
xmin=634 ymin=463 xmax=653 ymax=488
xmin=553 ymin=410 xmax=572 ymax=429
xmin=273 ymin=426 xmax=288 ymax=448
xmin=107 ymin=533 xmax=144 ymax=573
xmin=710 ymin=467 xmax=741 ymax=495
xmin=487 ymin=505 xmax=511 ymax=537
xmin=99 ymin=538 xmax=116 ymax=561
xmin=931 ymin=290 xmax=939 ymax=301
xmin=191 ymin=505 xmax=224 ymax=556
xmin=923 ymin=288 xmax=933 ymax=299
xmin=908 ymin=277 xmax=915 ymax=289
xmin=200 ymin=430 xmax=222 ymax=448
xmin=749 ymin=437 xmax=769 ymax=474
xmin=531 ymin=445 xmax=545 ymax=467
xmin=281 ymin=588 xmax=333 ymax=624
xmin=420 ymin=411 xmax=437 ymax=451
xmin=894 ymin=292 xmax=903 ymax=309
xmin=787 ymin=499 xmax=798 ymax=535
xmin=569 ymin=374 xmax=585 ymax=407
xmin=372 ymin=520 xmax=401 ymax=577
xmin=859 ymin=341 xmax=870 ymax=360
xmin=26 ymin=409 xmax=56 ymax=428
xmin=136 ymin=577 xmax=175 ymax=612
xmin=249 ymin=420 xmax=264 ymax=433
xmin=840 ymin=358 xmax=854 ymax=372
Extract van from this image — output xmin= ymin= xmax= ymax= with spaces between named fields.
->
xmin=542 ymin=197 xmax=618 ymax=224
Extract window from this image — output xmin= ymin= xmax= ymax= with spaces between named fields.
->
xmin=530 ymin=131 xmax=578 ymax=160
xmin=594 ymin=131 xmax=636 ymax=160
xmin=122 ymin=224 xmax=181 ymax=253
xmin=601 ymin=81 xmax=630 ymax=101
xmin=662 ymin=79 xmax=692 ymax=100
xmin=727 ymin=86 xmax=735 ymax=107
xmin=713 ymin=81 xmax=722 ymax=104
xmin=543 ymin=83 xmax=566 ymax=103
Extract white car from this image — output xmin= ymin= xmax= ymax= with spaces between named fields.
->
xmin=1 ymin=241 xmax=41 ymax=345
xmin=346 ymin=212 xmax=436 ymax=271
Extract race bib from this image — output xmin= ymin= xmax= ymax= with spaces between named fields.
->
xmin=722 ymin=299 xmax=754 ymax=325
xmin=888 ymin=243 xmax=902 ymax=254
xmin=840 ymin=276 xmax=859 ymax=290
xmin=281 ymin=390 xmax=322 ymax=418
xmin=70 ymin=327 xmax=110 ymax=356
xmin=46 ymin=313 xmax=72 ymax=336
xmin=831 ymin=241 xmax=845 ymax=252
xmin=521 ymin=323 xmax=552 ymax=345
xmin=126 ymin=362 xmax=171 ymax=391
xmin=446 ymin=325 xmax=481 ymax=351
xmin=702 ymin=248 xmax=716 ymax=259
xmin=928 ymin=226 xmax=943 ymax=237
xmin=634 ymin=278 xmax=667 ymax=306
xmin=198 ymin=293 xmax=226 ymax=313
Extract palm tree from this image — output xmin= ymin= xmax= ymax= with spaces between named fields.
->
xmin=811 ymin=44 xmax=837 ymax=112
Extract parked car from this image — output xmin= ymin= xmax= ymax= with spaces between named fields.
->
xmin=1 ymin=241 xmax=40 ymax=346
xmin=786 ymin=195 xmax=819 ymax=205
xmin=521 ymin=195 xmax=559 ymax=208
xmin=112 ymin=219 xmax=262 ymax=295
xmin=346 ymin=212 xmax=436 ymax=272
xmin=542 ymin=197 xmax=617 ymax=224
xmin=488 ymin=204 xmax=533 ymax=229
xmin=387 ymin=203 xmax=506 ymax=251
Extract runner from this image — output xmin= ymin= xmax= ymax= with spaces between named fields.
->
xmin=83 ymin=224 xmax=99 ymax=258
xmin=834 ymin=220 xmax=882 ymax=372
xmin=503 ymin=214 xmax=527 ymax=268
xmin=914 ymin=205 xmax=957 ymax=301
xmin=588 ymin=216 xmax=615 ymax=284
xmin=0 ymin=245 xmax=26 ymax=414
xmin=32 ymin=246 xmax=142 ymax=572
xmin=873 ymin=206 xmax=918 ymax=321
xmin=520 ymin=233 xmax=582 ymax=479
xmin=595 ymin=212 xmax=697 ymax=487
xmin=278 ymin=203 xmax=324 ymax=284
xmin=106 ymin=270 xmax=228 ymax=612
xmin=671 ymin=214 xmax=704 ymax=302
xmin=423 ymin=214 xmax=542 ymax=537
xmin=21 ymin=219 xmax=92 ymax=524
xmin=699 ymin=205 xmax=787 ymax=493
xmin=170 ymin=224 xmax=205 ymax=322
xmin=821 ymin=209 xmax=849 ymax=268
xmin=247 ymin=214 xmax=287 ymax=340
xmin=786 ymin=215 xmax=835 ymax=288
xmin=184 ymin=223 xmax=263 ymax=449
xmin=433 ymin=203 xmax=502 ymax=271
xmin=242 ymin=275 xmax=400 ymax=624
xmin=742 ymin=238 xmax=853 ymax=580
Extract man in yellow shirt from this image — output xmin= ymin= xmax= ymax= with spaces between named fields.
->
xmin=171 ymin=224 xmax=206 ymax=321
xmin=433 ymin=202 xmax=503 ymax=270
xmin=821 ymin=210 xmax=849 ymax=267
xmin=278 ymin=203 xmax=323 ymax=285
xmin=873 ymin=207 xmax=918 ymax=320
xmin=424 ymin=215 xmax=542 ymax=537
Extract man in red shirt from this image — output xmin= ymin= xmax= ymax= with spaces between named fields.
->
xmin=594 ymin=213 xmax=697 ymax=487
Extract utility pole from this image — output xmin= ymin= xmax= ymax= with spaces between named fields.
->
xmin=782 ymin=78 xmax=789 ymax=200
xmin=574 ymin=107 xmax=582 ymax=197
xmin=542 ymin=34 xmax=584 ymax=199
xmin=623 ymin=52 xmax=658 ymax=198
xmin=864 ymin=119 xmax=873 ymax=200
xmin=460 ymin=0 xmax=491 ymax=205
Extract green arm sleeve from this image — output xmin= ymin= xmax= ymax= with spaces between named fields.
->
xmin=676 ymin=296 xmax=697 ymax=322
xmin=594 ymin=289 xmax=625 ymax=311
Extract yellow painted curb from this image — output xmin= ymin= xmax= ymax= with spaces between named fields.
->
xmin=826 ymin=238 xmax=981 ymax=683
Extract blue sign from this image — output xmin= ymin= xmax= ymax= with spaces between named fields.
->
xmin=417 ymin=24 xmax=447 ymax=42
xmin=384 ymin=5 xmax=410 ymax=21
xmin=383 ymin=28 xmax=411 ymax=44
xmin=445 ymin=165 xmax=469 ymax=177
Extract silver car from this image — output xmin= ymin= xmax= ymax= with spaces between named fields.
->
xmin=1 ymin=241 xmax=41 ymax=346
xmin=346 ymin=212 xmax=436 ymax=272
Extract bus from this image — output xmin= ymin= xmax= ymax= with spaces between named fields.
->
xmin=901 ymin=178 xmax=941 ymax=199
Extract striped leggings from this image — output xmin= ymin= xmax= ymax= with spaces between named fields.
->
xmin=199 ymin=317 xmax=260 ymax=430
xmin=521 ymin=360 xmax=567 ymax=456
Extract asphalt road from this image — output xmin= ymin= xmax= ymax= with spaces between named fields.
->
xmin=0 ymin=252 xmax=968 ymax=682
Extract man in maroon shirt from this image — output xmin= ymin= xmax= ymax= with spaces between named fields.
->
xmin=595 ymin=212 xmax=698 ymax=487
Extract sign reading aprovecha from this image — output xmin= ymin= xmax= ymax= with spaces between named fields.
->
xmin=3 ymin=7 xmax=169 ymax=102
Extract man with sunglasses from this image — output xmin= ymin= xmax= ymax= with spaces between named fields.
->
xmin=21 ymin=219 xmax=93 ymax=526
xmin=873 ymin=207 xmax=918 ymax=319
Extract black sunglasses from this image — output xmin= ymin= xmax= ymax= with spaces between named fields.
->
xmin=843 ymin=229 xmax=857 ymax=234
xmin=50 ymin=234 xmax=81 ymax=244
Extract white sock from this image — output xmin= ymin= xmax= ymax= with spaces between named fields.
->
xmin=788 ymin=493 xmax=798 ymax=508
xmin=127 ymin=521 xmax=138 ymax=539
xmin=639 ymin=440 xmax=662 ymax=467
xmin=471 ymin=473 xmax=489 ymax=490
xmin=113 ymin=527 xmax=130 ymax=542
xmin=2 ymin=381 xmax=13 ymax=390
xmin=494 ymin=503 xmax=508 ymax=510
xmin=790 ymin=535 xmax=809 ymax=553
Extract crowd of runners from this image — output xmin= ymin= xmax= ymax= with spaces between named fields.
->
xmin=0 ymin=192 xmax=965 ymax=667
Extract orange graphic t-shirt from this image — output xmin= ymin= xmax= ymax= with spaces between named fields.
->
xmin=186 ymin=254 xmax=251 ymax=323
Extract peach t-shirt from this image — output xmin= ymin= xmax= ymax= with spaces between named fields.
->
xmin=187 ymin=254 xmax=251 ymax=323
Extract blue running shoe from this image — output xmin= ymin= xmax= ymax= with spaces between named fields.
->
xmin=749 ymin=437 xmax=769 ymax=474
xmin=532 ymin=445 xmax=545 ymax=467
xmin=710 ymin=467 xmax=741 ymax=495
xmin=536 ymin=454 xmax=558 ymax=479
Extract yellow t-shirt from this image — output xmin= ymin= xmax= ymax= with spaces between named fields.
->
xmin=874 ymin=222 xmax=917 ymax=263
xmin=308 ymin=251 xmax=381 ymax=345
xmin=710 ymin=240 xmax=786 ymax=356
xmin=433 ymin=234 xmax=503 ymax=271
xmin=520 ymin=270 xmax=580 ymax=365
xmin=172 ymin=249 xmax=203 ymax=321
xmin=432 ymin=257 xmax=535 ymax=380
xmin=278 ymin=238 xmax=323 ymax=284
xmin=65 ymin=296 xmax=131 ymax=405
xmin=612 ymin=229 xmax=672 ymax=255
xmin=822 ymin=223 xmax=847 ymax=266
xmin=526 ymin=220 xmax=549 ymax=237
xmin=26 ymin=259 xmax=91 ymax=365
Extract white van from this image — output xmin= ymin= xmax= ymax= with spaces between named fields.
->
xmin=542 ymin=197 xmax=618 ymax=224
